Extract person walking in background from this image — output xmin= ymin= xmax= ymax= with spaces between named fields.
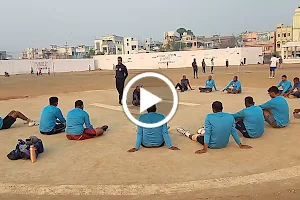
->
xmin=211 ymin=58 xmax=214 ymax=74
xmin=202 ymin=59 xmax=206 ymax=73
xmin=226 ymin=59 xmax=229 ymax=69
xmin=279 ymin=57 xmax=283 ymax=69
xmin=269 ymin=54 xmax=279 ymax=79
xmin=115 ymin=57 xmax=128 ymax=105
xmin=192 ymin=58 xmax=198 ymax=78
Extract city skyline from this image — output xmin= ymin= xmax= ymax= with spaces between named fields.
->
xmin=0 ymin=0 xmax=298 ymax=54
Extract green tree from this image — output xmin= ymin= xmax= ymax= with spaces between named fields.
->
xmin=176 ymin=28 xmax=187 ymax=38
xmin=187 ymin=29 xmax=194 ymax=36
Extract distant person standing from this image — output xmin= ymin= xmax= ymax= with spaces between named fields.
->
xmin=36 ymin=67 xmax=39 ymax=76
xmin=202 ymin=59 xmax=206 ymax=73
xmin=48 ymin=68 xmax=50 ymax=76
xmin=31 ymin=67 xmax=34 ymax=75
xmin=269 ymin=54 xmax=279 ymax=79
xmin=167 ymin=62 xmax=169 ymax=68
xmin=88 ymin=65 xmax=91 ymax=72
xmin=226 ymin=59 xmax=229 ymax=69
xmin=211 ymin=58 xmax=214 ymax=74
xmin=192 ymin=58 xmax=198 ymax=79
xmin=39 ymin=67 xmax=42 ymax=76
xmin=115 ymin=57 xmax=128 ymax=105
xmin=279 ymin=57 xmax=283 ymax=69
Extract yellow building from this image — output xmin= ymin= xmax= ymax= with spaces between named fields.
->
xmin=293 ymin=7 xmax=300 ymax=42
xmin=276 ymin=24 xmax=293 ymax=57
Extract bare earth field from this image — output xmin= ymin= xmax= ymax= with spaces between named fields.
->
xmin=1 ymin=64 xmax=300 ymax=200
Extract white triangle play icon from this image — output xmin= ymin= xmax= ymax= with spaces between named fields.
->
xmin=140 ymin=88 xmax=162 ymax=113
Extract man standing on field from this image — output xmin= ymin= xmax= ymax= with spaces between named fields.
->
xmin=115 ymin=57 xmax=128 ymax=105
xmin=269 ymin=55 xmax=279 ymax=79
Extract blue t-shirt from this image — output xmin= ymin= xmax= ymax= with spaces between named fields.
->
xmin=259 ymin=96 xmax=290 ymax=127
xmin=204 ymin=112 xmax=241 ymax=149
xmin=223 ymin=80 xmax=242 ymax=91
xmin=40 ymin=105 xmax=66 ymax=132
xmin=66 ymin=108 xmax=93 ymax=135
xmin=233 ymin=106 xmax=264 ymax=138
xmin=0 ymin=117 xmax=3 ymax=129
xmin=205 ymin=80 xmax=217 ymax=91
xmin=135 ymin=113 xmax=172 ymax=149
xmin=277 ymin=80 xmax=292 ymax=93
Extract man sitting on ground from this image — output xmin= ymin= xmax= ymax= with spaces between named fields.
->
xmin=199 ymin=75 xmax=217 ymax=93
xmin=175 ymin=75 xmax=194 ymax=92
xmin=276 ymin=75 xmax=292 ymax=97
xmin=287 ymin=77 xmax=300 ymax=99
xmin=66 ymin=100 xmax=108 ymax=140
xmin=132 ymin=84 xmax=142 ymax=106
xmin=178 ymin=101 xmax=251 ymax=154
xmin=40 ymin=97 xmax=66 ymax=135
xmin=222 ymin=76 xmax=242 ymax=94
xmin=259 ymin=86 xmax=289 ymax=128
xmin=1 ymin=111 xmax=37 ymax=130
xmin=128 ymin=105 xmax=180 ymax=152
xmin=233 ymin=97 xmax=264 ymax=138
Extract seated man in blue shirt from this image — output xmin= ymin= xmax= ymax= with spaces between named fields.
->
xmin=288 ymin=77 xmax=300 ymax=98
xmin=259 ymin=86 xmax=290 ymax=128
xmin=199 ymin=75 xmax=217 ymax=93
xmin=277 ymin=75 xmax=292 ymax=97
xmin=233 ymin=97 xmax=264 ymax=138
xmin=128 ymin=105 xmax=180 ymax=152
xmin=178 ymin=101 xmax=251 ymax=154
xmin=175 ymin=75 xmax=194 ymax=92
xmin=222 ymin=76 xmax=242 ymax=94
xmin=40 ymin=97 xmax=66 ymax=135
xmin=66 ymin=100 xmax=108 ymax=140
xmin=132 ymin=84 xmax=142 ymax=106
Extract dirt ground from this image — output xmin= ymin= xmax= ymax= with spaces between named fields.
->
xmin=1 ymin=64 xmax=300 ymax=200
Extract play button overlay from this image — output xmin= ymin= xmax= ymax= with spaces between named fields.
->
xmin=122 ymin=72 xmax=178 ymax=128
xmin=140 ymin=88 xmax=162 ymax=113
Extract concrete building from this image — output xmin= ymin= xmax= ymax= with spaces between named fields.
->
xmin=124 ymin=37 xmax=138 ymax=54
xmin=293 ymin=7 xmax=300 ymax=42
xmin=144 ymin=38 xmax=163 ymax=52
xmin=94 ymin=35 xmax=124 ymax=55
xmin=203 ymin=35 xmax=236 ymax=49
xmin=181 ymin=32 xmax=204 ymax=51
xmin=72 ymin=45 xmax=94 ymax=58
xmin=243 ymin=31 xmax=276 ymax=62
xmin=276 ymin=24 xmax=293 ymax=56
xmin=163 ymin=31 xmax=180 ymax=46
xmin=0 ymin=51 xmax=7 ymax=60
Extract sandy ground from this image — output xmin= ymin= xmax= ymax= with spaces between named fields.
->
xmin=1 ymin=64 xmax=300 ymax=200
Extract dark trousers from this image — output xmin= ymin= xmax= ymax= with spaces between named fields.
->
xmin=116 ymin=79 xmax=125 ymax=103
xmin=196 ymin=135 xmax=204 ymax=145
xmin=202 ymin=67 xmax=206 ymax=73
xmin=211 ymin=66 xmax=214 ymax=73
xmin=235 ymin=120 xmax=251 ymax=138
xmin=199 ymin=87 xmax=212 ymax=93
xmin=175 ymin=83 xmax=188 ymax=92
xmin=193 ymin=68 xmax=198 ymax=78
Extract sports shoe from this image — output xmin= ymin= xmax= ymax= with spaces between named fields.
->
xmin=176 ymin=127 xmax=186 ymax=135
xmin=101 ymin=125 xmax=109 ymax=131
xmin=28 ymin=121 xmax=39 ymax=127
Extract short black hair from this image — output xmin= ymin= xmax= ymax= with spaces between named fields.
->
xmin=234 ymin=76 xmax=238 ymax=79
xmin=294 ymin=77 xmax=299 ymax=81
xmin=245 ymin=96 xmax=255 ymax=105
xmin=117 ymin=57 xmax=122 ymax=61
xmin=147 ymin=105 xmax=157 ymax=113
xmin=268 ymin=86 xmax=279 ymax=94
xmin=282 ymin=75 xmax=287 ymax=78
xmin=49 ymin=97 xmax=58 ymax=105
xmin=75 ymin=100 xmax=84 ymax=107
xmin=212 ymin=101 xmax=223 ymax=112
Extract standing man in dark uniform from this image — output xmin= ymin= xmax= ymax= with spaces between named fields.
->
xmin=115 ymin=57 xmax=128 ymax=105
xmin=192 ymin=58 xmax=198 ymax=79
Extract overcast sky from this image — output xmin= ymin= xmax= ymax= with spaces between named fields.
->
xmin=0 ymin=0 xmax=298 ymax=54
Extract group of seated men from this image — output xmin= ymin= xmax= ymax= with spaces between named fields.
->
xmin=39 ymin=97 xmax=108 ymax=140
xmin=174 ymin=75 xmax=241 ymax=94
xmin=129 ymin=85 xmax=294 ymax=154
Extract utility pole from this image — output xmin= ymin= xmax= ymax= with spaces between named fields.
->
xmin=65 ymin=41 xmax=69 ymax=59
